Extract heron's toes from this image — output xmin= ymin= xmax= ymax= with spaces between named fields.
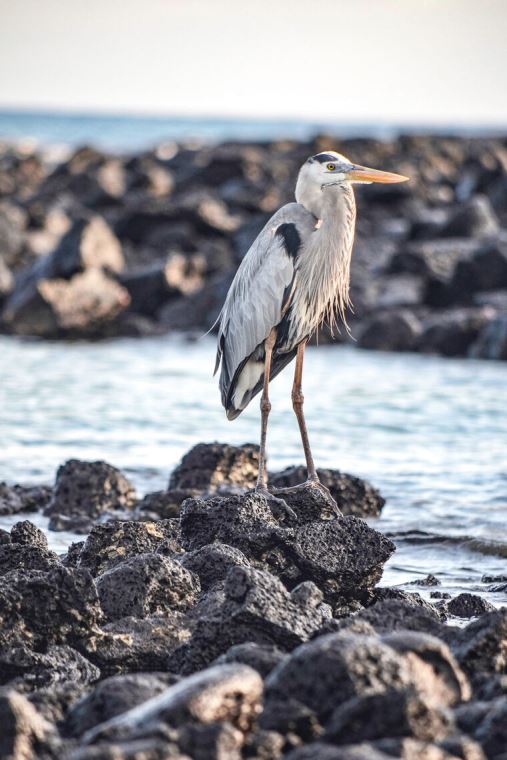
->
xmin=254 ymin=486 xmax=297 ymax=523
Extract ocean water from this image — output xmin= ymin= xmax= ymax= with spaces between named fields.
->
xmin=1 ymin=109 xmax=504 ymax=152
xmin=1 ymin=334 xmax=506 ymax=610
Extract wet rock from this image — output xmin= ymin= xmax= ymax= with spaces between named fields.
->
xmin=78 ymin=520 xmax=183 ymax=576
xmin=213 ymin=642 xmax=286 ymax=679
xmin=0 ymin=689 xmax=54 ymax=760
xmin=89 ymin=612 xmax=192 ymax=676
xmin=470 ymin=315 xmax=507 ymax=360
xmin=419 ymin=307 xmax=495 ymax=357
xmin=269 ymin=467 xmax=385 ymax=518
xmin=0 ymin=483 xmax=52 ymax=516
xmin=349 ymin=599 xmax=446 ymax=636
xmin=135 ymin=490 xmax=183 ymax=520
xmin=267 ymin=516 xmax=395 ymax=603
xmin=446 ymin=593 xmax=496 ymax=619
xmin=357 ymin=310 xmax=423 ymax=352
xmin=179 ymin=543 xmax=250 ymax=590
xmin=408 ymin=574 xmax=441 ymax=587
xmin=45 ymin=459 xmax=136 ymax=533
xmin=169 ymin=441 xmax=260 ymax=493
xmin=440 ymin=196 xmax=500 ymax=239
xmin=452 ymin=609 xmax=507 ymax=680
xmin=96 ymin=553 xmax=200 ymax=621
xmin=264 ymin=633 xmax=411 ymax=726
xmin=64 ymin=672 xmax=179 ymax=738
xmin=83 ymin=663 xmax=263 ymax=744
xmin=0 ymin=644 xmax=99 ymax=694
xmin=0 ymin=565 xmax=102 ymax=650
xmin=324 ymin=689 xmax=453 ymax=744
xmin=3 ymin=268 xmax=130 ymax=338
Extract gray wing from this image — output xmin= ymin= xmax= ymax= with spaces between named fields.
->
xmin=215 ymin=202 xmax=316 ymax=419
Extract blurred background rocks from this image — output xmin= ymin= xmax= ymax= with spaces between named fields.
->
xmin=0 ymin=134 xmax=506 ymax=359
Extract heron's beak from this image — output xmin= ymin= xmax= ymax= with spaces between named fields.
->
xmin=348 ymin=164 xmax=409 ymax=184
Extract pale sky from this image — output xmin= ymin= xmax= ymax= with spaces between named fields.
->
xmin=0 ymin=0 xmax=506 ymax=126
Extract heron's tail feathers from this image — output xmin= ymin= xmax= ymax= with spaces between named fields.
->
xmin=222 ymin=348 xmax=297 ymax=420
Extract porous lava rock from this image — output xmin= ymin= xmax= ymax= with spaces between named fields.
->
xmin=213 ymin=642 xmax=286 ymax=679
xmin=180 ymin=489 xmax=395 ymax=604
xmin=77 ymin=519 xmax=182 ymax=576
xmin=64 ymin=672 xmax=180 ymax=738
xmin=96 ymin=552 xmax=200 ymax=621
xmin=44 ymin=459 xmax=137 ymax=533
xmin=0 ymin=520 xmax=59 ymax=575
xmin=0 ymin=565 xmax=102 ymax=651
xmin=269 ymin=466 xmax=385 ymax=518
xmin=0 ymin=689 xmax=55 ymax=760
xmin=82 ymin=663 xmax=263 ymax=745
xmin=168 ymin=567 xmax=331 ymax=675
xmin=0 ymin=483 xmax=52 ymax=516
xmin=446 ymin=593 xmax=496 ymax=619
xmin=179 ymin=542 xmax=250 ymax=590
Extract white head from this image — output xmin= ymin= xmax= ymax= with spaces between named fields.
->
xmin=295 ymin=150 xmax=409 ymax=217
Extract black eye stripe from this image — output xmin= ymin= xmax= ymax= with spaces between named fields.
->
xmin=312 ymin=153 xmax=338 ymax=164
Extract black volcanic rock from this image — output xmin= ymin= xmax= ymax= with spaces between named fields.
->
xmin=169 ymin=441 xmax=260 ymax=492
xmin=96 ymin=552 xmax=200 ymax=621
xmin=77 ymin=519 xmax=183 ymax=576
xmin=447 ymin=593 xmax=496 ymax=619
xmin=269 ymin=466 xmax=385 ymax=518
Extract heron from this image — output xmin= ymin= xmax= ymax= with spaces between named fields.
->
xmin=215 ymin=151 xmax=408 ymax=499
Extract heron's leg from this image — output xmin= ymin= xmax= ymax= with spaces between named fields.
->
xmin=256 ymin=328 xmax=277 ymax=491
xmin=292 ymin=341 xmax=319 ymax=482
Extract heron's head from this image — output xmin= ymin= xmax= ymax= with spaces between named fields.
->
xmin=295 ymin=150 xmax=409 ymax=217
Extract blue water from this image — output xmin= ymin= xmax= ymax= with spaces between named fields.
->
xmin=1 ymin=109 xmax=505 ymax=151
xmin=0 ymin=335 xmax=506 ymax=611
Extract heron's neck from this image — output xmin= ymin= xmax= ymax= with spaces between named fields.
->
xmin=296 ymin=183 xmax=357 ymax=329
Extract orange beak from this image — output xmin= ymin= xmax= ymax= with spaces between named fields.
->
xmin=348 ymin=164 xmax=409 ymax=184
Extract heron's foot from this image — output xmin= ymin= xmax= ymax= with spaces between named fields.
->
xmin=254 ymin=485 xmax=297 ymax=523
xmin=273 ymin=478 xmax=341 ymax=515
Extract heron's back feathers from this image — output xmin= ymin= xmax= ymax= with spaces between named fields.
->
xmin=215 ymin=203 xmax=316 ymax=418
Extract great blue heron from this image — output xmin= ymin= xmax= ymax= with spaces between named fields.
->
xmin=215 ymin=151 xmax=408 ymax=498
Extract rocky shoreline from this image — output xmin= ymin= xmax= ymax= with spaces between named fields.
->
xmin=1 ymin=135 xmax=507 ymax=358
xmin=0 ymin=442 xmax=505 ymax=759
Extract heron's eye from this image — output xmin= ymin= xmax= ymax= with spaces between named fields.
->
xmin=326 ymin=163 xmax=336 ymax=171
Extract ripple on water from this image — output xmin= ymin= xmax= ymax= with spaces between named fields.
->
xmin=0 ymin=335 xmax=506 ymax=606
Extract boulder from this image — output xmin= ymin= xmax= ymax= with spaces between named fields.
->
xmin=77 ymin=520 xmax=183 ymax=576
xmin=179 ymin=543 xmax=250 ymax=590
xmin=419 ymin=307 xmax=495 ymax=357
xmin=45 ymin=460 xmax=137 ymax=534
xmin=269 ymin=466 xmax=385 ymax=518
xmin=213 ymin=642 xmax=286 ymax=679
xmin=82 ymin=663 xmax=263 ymax=745
xmin=135 ymin=490 xmax=183 ymax=520
xmin=446 ymin=593 xmax=496 ymax=619
xmin=0 ymin=484 xmax=52 ymax=516
xmin=88 ymin=612 xmax=192 ymax=676
xmin=119 ymin=253 xmax=204 ymax=317
xmin=0 ymin=690 xmax=54 ymax=760
xmin=64 ymin=672 xmax=179 ymax=738
xmin=358 ymin=310 xmax=423 ymax=352
xmin=263 ymin=633 xmax=410 ymax=726
xmin=96 ymin=553 xmax=200 ymax=621
xmin=169 ymin=566 xmax=331 ymax=674
xmin=452 ymin=609 xmax=507 ymax=680
xmin=180 ymin=491 xmax=395 ymax=604
xmin=439 ymin=196 xmax=500 ymax=239
xmin=470 ymin=315 xmax=507 ymax=360
xmin=324 ymin=690 xmax=453 ymax=745
xmin=169 ymin=442 xmax=260 ymax=493
xmin=0 ymin=644 xmax=99 ymax=694
xmin=3 ymin=268 xmax=130 ymax=338
xmin=0 ymin=565 xmax=102 ymax=651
